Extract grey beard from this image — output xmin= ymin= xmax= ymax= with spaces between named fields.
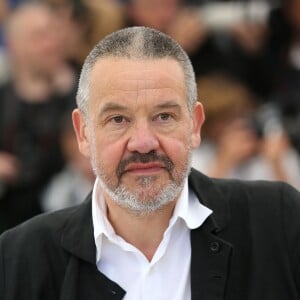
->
xmin=93 ymin=152 xmax=191 ymax=216
xmin=97 ymin=174 xmax=187 ymax=216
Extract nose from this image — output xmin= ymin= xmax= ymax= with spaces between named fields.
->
xmin=127 ymin=121 xmax=160 ymax=154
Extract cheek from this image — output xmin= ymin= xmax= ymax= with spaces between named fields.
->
xmin=160 ymin=133 xmax=192 ymax=164
xmin=92 ymin=135 xmax=126 ymax=173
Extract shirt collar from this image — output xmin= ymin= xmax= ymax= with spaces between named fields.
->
xmin=92 ymin=177 xmax=212 ymax=261
xmin=92 ymin=177 xmax=115 ymax=245
xmin=172 ymin=177 xmax=212 ymax=229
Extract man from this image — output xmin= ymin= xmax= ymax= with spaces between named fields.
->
xmin=0 ymin=2 xmax=76 ymax=232
xmin=0 ymin=27 xmax=300 ymax=300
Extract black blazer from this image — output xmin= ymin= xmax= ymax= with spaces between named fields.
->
xmin=1 ymin=169 xmax=300 ymax=300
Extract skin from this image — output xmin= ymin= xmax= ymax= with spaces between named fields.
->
xmin=7 ymin=6 xmax=63 ymax=74
xmin=73 ymin=57 xmax=204 ymax=260
xmin=129 ymin=0 xmax=180 ymax=32
xmin=5 ymin=5 xmax=75 ymax=102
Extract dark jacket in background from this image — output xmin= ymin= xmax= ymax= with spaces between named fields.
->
xmin=0 ymin=82 xmax=76 ymax=232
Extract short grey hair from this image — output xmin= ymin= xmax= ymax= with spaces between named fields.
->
xmin=76 ymin=26 xmax=197 ymax=115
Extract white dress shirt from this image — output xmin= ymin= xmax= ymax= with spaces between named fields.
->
xmin=92 ymin=177 xmax=212 ymax=300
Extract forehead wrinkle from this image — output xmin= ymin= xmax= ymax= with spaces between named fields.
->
xmin=96 ymin=82 xmax=184 ymax=108
xmin=154 ymin=101 xmax=181 ymax=110
xmin=136 ymin=81 xmax=174 ymax=109
xmin=97 ymin=101 xmax=130 ymax=118
xmin=112 ymin=78 xmax=159 ymax=90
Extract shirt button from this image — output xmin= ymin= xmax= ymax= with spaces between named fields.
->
xmin=210 ymin=241 xmax=220 ymax=253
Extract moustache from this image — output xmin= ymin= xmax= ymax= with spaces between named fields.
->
xmin=116 ymin=151 xmax=174 ymax=178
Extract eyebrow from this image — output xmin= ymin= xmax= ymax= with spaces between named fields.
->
xmin=98 ymin=100 xmax=182 ymax=117
xmin=98 ymin=102 xmax=129 ymax=117
xmin=154 ymin=101 xmax=181 ymax=111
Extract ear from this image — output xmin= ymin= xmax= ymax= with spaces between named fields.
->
xmin=191 ymin=102 xmax=205 ymax=149
xmin=72 ymin=109 xmax=91 ymax=158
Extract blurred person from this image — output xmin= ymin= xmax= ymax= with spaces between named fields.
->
xmin=3 ymin=1 xmax=76 ymax=99
xmin=44 ymin=0 xmax=125 ymax=72
xmin=0 ymin=0 xmax=8 ymax=46
xmin=0 ymin=27 xmax=300 ymax=300
xmin=125 ymin=0 xmax=208 ymax=67
xmin=0 ymin=0 xmax=8 ymax=30
xmin=0 ymin=0 xmax=9 ymax=83
xmin=192 ymin=74 xmax=300 ymax=190
xmin=255 ymin=0 xmax=300 ymax=153
xmin=230 ymin=17 xmax=267 ymax=55
xmin=41 ymin=114 xmax=95 ymax=212
xmin=255 ymin=0 xmax=300 ymax=97
xmin=272 ymin=87 xmax=300 ymax=155
xmin=0 ymin=2 xmax=77 ymax=232
xmin=196 ymin=1 xmax=269 ymax=98
xmin=83 ymin=0 xmax=125 ymax=62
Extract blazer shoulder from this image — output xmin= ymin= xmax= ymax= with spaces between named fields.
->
xmin=189 ymin=168 xmax=300 ymax=216
xmin=212 ymin=178 xmax=300 ymax=217
xmin=0 ymin=203 xmax=84 ymax=253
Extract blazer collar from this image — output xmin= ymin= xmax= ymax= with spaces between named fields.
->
xmin=61 ymin=196 xmax=96 ymax=264
xmin=61 ymin=169 xmax=230 ymax=261
xmin=188 ymin=168 xmax=230 ymax=233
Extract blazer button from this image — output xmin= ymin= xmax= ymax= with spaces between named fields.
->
xmin=210 ymin=241 xmax=220 ymax=253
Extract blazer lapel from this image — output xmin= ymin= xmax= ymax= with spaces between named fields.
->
xmin=189 ymin=169 xmax=233 ymax=300
xmin=59 ymin=256 xmax=125 ymax=300
xmin=60 ymin=197 xmax=126 ymax=300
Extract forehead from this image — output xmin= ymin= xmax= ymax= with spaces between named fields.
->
xmin=89 ymin=57 xmax=186 ymax=97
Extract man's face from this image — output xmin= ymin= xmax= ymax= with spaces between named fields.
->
xmin=73 ymin=57 xmax=204 ymax=214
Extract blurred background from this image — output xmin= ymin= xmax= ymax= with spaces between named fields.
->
xmin=0 ymin=0 xmax=299 ymax=233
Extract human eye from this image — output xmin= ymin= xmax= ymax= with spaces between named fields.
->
xmin=110 ymin=115 xmax=127 ymax=124
xmin=154 ymin=112 xmax=175 ymax=122
xmin=105 ymin=115 xmax=129 ymax=127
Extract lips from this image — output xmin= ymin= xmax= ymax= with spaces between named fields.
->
xmin=124 ymin=162 xmax=165 ymax=174
xmin=116 ymin=151 xmax=174 ymax=179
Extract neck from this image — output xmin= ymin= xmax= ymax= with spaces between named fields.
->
xmin=12 ymin=67 xmax=53 ymax=102
xmin=105 ymin=196 xmax=177 ymax=261
xmin=11 ymin=63 xmax=75 ymax=102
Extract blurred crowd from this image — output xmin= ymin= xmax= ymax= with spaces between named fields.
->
xmin=0 ymin=0 xmax=299 ymax=233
